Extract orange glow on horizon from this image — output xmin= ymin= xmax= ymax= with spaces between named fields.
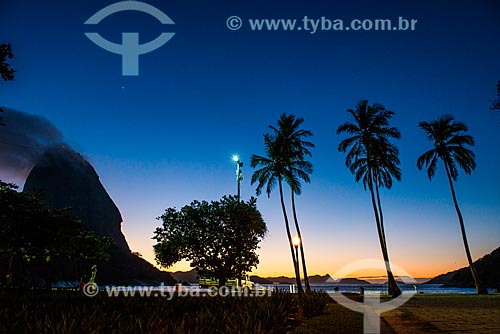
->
xmin=135 ymin=246 xmax=467 ymax=280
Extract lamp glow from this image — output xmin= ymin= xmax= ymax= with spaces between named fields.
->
xmin=292 ymin=235 xmax=301 ymax=247
xmin=232 ymin=155 xmax=239 ymax=162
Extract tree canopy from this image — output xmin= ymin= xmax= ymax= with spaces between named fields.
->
xmin=0 ymin=43 xmax=15 ymax=82
xmin=0 ymin=180 xmax=113 ymax=284
xmin=251 ymin=113 xmax=314 ymax=197
xmin=153 ymin=196 xmax=267 ymax=286
xmin=417 ymin=115 xmax=476 ymax=181
xmin=0 ymin=43 xmax=15 ymax=126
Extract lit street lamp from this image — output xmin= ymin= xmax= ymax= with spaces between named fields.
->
xmin=232 ymin=155 xmax=243 ymax=201
xmin=292 ymin=235 xmax=301 ymax=273
xmin=292 ymin=235 xmax=301 ymax=248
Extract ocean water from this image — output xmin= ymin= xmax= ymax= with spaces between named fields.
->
xmin=261 ymin=284 xmax=496 ymax=294
xmin=59 ymin=281 xmax=496 ymax=295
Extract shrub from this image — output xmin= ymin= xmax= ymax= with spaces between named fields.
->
xmin=300 ymin=290 xmax=331 ymax=318
xmin=0 ymin=289 xmax=298 ymax=334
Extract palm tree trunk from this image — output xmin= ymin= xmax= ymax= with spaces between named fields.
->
xmin=368 ymin=169 xmax=401 ymax=296
xmin=444 ymin=163 xmax=488 ymax=294
xmin=278 ymin=178 xmax=303 ymax=295
xmin=375 ymin=182 xmax=388 ymax=251
xmin=291 ymin=190 xmax=310 ymax=292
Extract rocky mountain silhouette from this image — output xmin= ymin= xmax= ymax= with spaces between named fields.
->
xmin=426 ymin=247 xmax=500 ymax=289
xmin=23 ymin=146 xmax=175 ymax=285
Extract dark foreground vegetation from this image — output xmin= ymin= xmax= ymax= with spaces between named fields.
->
xmin=0 ymin=289 xmax=330 ymax=334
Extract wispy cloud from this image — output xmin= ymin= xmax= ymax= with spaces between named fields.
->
xmin=0 ymin=108 xmax=66 ymax=182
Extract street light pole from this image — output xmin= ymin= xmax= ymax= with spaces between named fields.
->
xmin=233 ymin=155 xmax=243 ymax=201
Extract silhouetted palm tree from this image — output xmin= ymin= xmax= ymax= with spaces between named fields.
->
xmin=251 ymin=134 xmax=303 ymax=294
xmin=269 ymin=114 xmax=315 ymax=291
xmin=337 ymin=100 xmax=402 ymax=296
xmin=349 ymin=139 xmax=401 ymax=256
xmin=417 ymin=115 xmax=488 ymax=294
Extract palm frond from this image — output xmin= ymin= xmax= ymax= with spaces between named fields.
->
xmin=417 ymin=115 xmax=476 ymax=181
xmin=337 ymin=100 xmax=401 ymax=191
xmin=336 ymin=122 xmax=360 ymax=135
xmin=252 ymin=113 xmax=314 ymax=197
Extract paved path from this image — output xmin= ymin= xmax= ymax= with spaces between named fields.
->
xmin=382 ymin=295 xmax=500 ymax=334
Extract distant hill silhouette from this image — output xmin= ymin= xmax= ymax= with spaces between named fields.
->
xmin=171 ymin=269 xmax=198 ymax=283
xmin=170 ymin=271 xmax=372 ymax=285
xmin=249 ymin=276 xmax=273 ymax=284
xmin=334 ymin=277 xmax=371 ymax=285
xmin=251 ymin=274 xmax=370 ymax=285
xmin=367 ymin=277 xmax=430 ymax=284
xmin=259 ymin=276 xmax=297 ymax=284
xmin=426 ymin=247 xmax=500 ymax=288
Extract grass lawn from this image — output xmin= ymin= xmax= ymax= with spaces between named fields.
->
xmin=293 ymin=303 xmax=364 ymax=334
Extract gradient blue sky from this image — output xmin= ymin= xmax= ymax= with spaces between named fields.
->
xmin=1 ymin=0 xmax=499 ymax=278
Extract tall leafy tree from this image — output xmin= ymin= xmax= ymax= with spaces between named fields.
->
xmin=0 ymin=180 xmax=112 ymax=286
xmin=268 ymin=114 xmax=314 ymax=291
xmin=153 ymin=196 xmax=267 ymax=287
xmin=0 ymin=43 xmax=16 ymax=126
xmin=417 ymin=115 xmax=488 ymax=294
xmin=337 ymin=100 xmax=402 ymax=296
xmin=0 ymin=43 xmax=15 ymax=82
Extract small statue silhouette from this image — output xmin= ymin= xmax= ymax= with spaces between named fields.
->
xmin=89 ymin=265 xmax=98 ymax=284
